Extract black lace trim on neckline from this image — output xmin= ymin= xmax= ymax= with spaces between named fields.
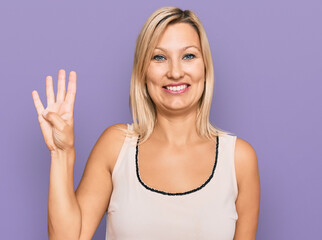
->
xmin=135 ymin=136 xmax=219 ymax=196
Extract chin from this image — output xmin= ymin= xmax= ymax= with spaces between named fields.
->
xmin=162 ymin=103 xmax=197 ymax=113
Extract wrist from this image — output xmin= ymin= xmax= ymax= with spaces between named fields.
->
xmin=51 ymin=147 xmax=75 ymax=163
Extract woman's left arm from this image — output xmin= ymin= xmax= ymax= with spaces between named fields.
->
xmin=233 ymin=138 xmax=261 ymax=240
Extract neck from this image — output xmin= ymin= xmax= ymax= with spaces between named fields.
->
xmin=151 ymin=109 xmax=201 ymax=146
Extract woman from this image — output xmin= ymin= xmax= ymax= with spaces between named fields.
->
xmin=32 ymin=6 xmax=260 ymax=240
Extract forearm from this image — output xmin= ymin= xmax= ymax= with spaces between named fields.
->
xmin=48 ymin=149 xmax=81 ymax=240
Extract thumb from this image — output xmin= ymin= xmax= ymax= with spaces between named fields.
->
xmin=42 ymin=111 xmax=66 ymax=131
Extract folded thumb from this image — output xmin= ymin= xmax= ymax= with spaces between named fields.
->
xmin=42 ymin=111 xmax=65 ymax=130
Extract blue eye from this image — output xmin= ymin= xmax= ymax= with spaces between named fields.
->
xmin=153 ymin=55 xmax=166 ymax=61
xmin=183 ymin=54 xmax=195 ymax=60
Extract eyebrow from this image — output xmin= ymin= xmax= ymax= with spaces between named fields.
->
xmin=154 ymin=45 xmax=201 ymax=52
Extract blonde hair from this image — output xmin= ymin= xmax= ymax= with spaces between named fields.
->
xmin=128 ymin=6 xmax=232 ymax=142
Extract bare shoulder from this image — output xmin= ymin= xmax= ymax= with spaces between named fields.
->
xmin=235 ymin=137 xmax=257 ymax=162
xmin=91 ymin=123 xmax=128 ymax=174
xmin=234 ymin=137 xmax=259 ymax=185
xmin=100 ymin=123 xmax=128 ymax=142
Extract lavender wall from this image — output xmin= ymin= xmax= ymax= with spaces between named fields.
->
xmin=1 ymin=0 xmax=321 ymax=239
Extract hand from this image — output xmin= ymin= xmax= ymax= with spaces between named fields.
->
xmin=32 ymin=69 xmax=77 ymax=152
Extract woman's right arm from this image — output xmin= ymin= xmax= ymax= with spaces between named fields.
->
xmin=47 ymin=120 xmax=125 ymax=240
xmin=48 ymin=147 xmax=81 ymax=239
xmin=32 ymin=69 xmax=126 ymax=239
xmin=32 ymin=69 xmax=81 ymax=239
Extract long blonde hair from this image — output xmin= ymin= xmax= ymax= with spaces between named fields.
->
xmin=128 ymin=6 xmax=232 ymax=142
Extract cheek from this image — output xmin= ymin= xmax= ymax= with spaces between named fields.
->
xmin=190 ymin=61 xmax=206 ymax=97
xmin=146 ymin=65 xmax=166 ymax=96
xmin=146 ymin=78 xmax=161 ymax=100
xmin=186 ymin=61 xmax=205 ymax=82
xmin=146 ymin=64 xmax=166 ymax=82
xmin=146 ymin=80 xmax=160 ymax=102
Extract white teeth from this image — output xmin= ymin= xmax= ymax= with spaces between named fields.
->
xmin=166 ymin=85 xmax=188 ymax=91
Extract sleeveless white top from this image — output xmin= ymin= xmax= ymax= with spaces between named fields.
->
xmin=105 ymin=124 xmax=238 ymax=240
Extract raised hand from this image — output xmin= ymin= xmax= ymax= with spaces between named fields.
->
xmin=32 ymin=69 xmax=77 ymax=152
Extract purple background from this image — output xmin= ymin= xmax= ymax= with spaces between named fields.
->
xmin=1 ymin=0 xmax=321 ymax=239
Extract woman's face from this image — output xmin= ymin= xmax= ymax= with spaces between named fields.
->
xmin=146 ymin=22 xmax=205 ymax=115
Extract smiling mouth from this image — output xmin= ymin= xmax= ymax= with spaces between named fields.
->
xmin=162 ymin=84 xmax=190 ymax=92
xmin=162 ymin=84 xmax=191 ymax=94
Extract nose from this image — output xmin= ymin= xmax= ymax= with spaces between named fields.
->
xmin=167 ymin=59 xmax=184 ymax=80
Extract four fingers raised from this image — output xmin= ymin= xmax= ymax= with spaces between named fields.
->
xmin=32 ymin=69 xmax=76 ymax=151
xmin=33 ymin=69 xmax=77 ymax=113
